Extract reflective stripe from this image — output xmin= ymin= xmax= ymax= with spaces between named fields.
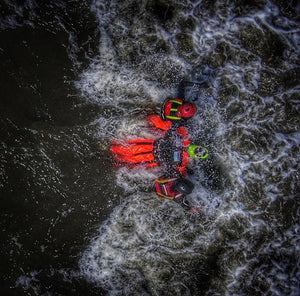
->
xmin=166 ymin=115 xmax=181 ymax=120
xmin=156 ymin=191 xmax=174 ymax=200
xmin=161 ymin=98 xmax=183 ymax=120
xmin=166 ymin=99 xmax=183 ymax=120
xmin=156 ymin=177 xmax=177 ymax=184
xmin=170 ymin=99 xmax=183 ymax=105
xmin=155 ymin=178 xmax=178 ymax=199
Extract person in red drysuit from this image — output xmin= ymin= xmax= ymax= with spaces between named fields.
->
xmin=154 ymin=176 xmax=202 ymax=213
xmin=110 ymin=116 xmax=190 ymax=175
xmin=110 ymin=98 xmax=208 ymax=177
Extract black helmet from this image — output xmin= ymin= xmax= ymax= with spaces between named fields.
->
xmin=172 ymin=178 xmax=194 ymax=195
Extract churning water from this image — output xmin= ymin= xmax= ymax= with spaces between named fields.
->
xmin=0 ymin=0 xmax=299 ymax=295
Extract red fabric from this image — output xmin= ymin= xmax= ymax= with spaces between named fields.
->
xmin=163 ymin=101 xmax=172 ymax=116
xmin=176 ymin=151 xmax=189 ymax=176
xmin=163 ymin=98 xmax=183 ymax=118
xmin=110 ymin=139 xmax=157 ymax=167
xmin=154 ymin=178 xmax=182 ymax=200
xmin=147 ymin=114 xmax=172 ymax=131
xmin=178 ymin=103 xmax=197 ymax=118
xmin=111 ymin=140 xmax=189 ymax=173
xmin=176 ymin=126 xmax=188 ymax=138
xmin=111 ymin=115 xmax=191 ymax=173
xmin=148 ymin=115 xmax=189 ymax=140
xmin=183 ymin=139 xmax=191 ymax=147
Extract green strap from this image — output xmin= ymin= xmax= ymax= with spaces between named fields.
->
xmin=166 ymin=100 xmax=182 ymax=120
xmin=166 ymin=115 xmax=181 ymax=120
xmin=170 ymin=99 xmax=183 ymax=105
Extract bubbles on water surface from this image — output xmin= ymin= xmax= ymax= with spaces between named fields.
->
xmin=80 ymin=191 xmax=222 ymax=295
xmin=1 ymin=0 xmax=299 ymax=295
xmin=76 ymin=0 xmax=300 ymax=294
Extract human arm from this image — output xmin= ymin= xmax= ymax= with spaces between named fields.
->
xmin=147 ymin=114 xmax=172 ymax=131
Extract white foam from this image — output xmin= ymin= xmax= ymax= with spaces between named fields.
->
xmin=77 ymin=0 xmax=300 ymax=294
xmin=15 ymin=271 xmax=41 ymax=295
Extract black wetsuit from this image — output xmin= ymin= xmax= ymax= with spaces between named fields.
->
xmin=153 ymin=125 xmax=184 ymax=176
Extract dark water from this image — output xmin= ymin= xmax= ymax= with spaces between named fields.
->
xmin=0 ymin=1 xmax=299 ymax=295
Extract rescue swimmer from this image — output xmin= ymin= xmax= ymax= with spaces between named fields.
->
xmin=154 ymin=176 xmax=202 ymax=213
xmin=110 ymin=98 xmax=209 ymax=212
xmin=110 ymin=98 xmax=208 ymax=174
